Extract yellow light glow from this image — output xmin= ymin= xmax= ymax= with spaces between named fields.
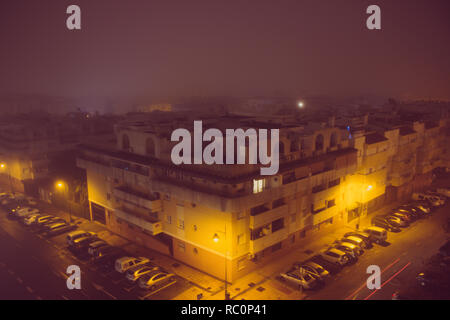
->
xmin=367 ymin=185 xmax=373 ymax=191
xmin=213 ymin=233 xmax=220 ymax=243
xmin=56 ymin=181 xmax=64 ymax=189
xmin=0 ymin=163 xmax=5 ymax=169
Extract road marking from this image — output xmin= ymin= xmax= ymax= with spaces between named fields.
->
xmin=16 ymin=277 xmax=23 ymax=284
xmin=26 ymin=286 xmax=34 ymax=294
xmin=345 ymin=257 xmax=400 ymax=300
xmin=7 ymin=269 xmax=14 ymax=275
xmin=364 ymin=262 xmax=411 ymax=300
xmin=92 ymin=282 xmax=117 ymax=300
xmin=61 ymin=295 xmax=70 ymax=300
xmin=139 ymin=280 xmax=177 ymax=300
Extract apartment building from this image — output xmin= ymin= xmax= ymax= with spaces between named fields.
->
xmin=77 ymin=111 xmax=361 ymax=281
xmin=0 ymin=112 xmax=117 ymax=195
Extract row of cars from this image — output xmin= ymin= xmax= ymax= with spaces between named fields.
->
xmin=0 ymin=192 xmax=78 ymax=237
xmin=0 ymin=192 xmax=177 ymax=294
xmin=65 ymin=230 xmax=177 ymax=291
xmin=279 ymin=188 xmax=449 ymax=291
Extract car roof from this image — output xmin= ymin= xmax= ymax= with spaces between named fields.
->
xmin=68 ymin=230 xmax=87 ymax=237
xmin=366 ymin=226 xmax=385 ymax=232
xmin=116 ymin=256 xmax=133 ymax=263
xmin=90 ymin=240 xmax=107 ymax=247
xmin=345 ymin=236 xmax=362 ymax=242
xmin=327 ymin=248 xmax=345 ymax=255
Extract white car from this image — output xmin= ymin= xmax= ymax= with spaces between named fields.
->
xmin=15 ymin=207 xmax=39 ymax=218
xmin=280 ymin=268 xmax=317 ymax=290
xmin=23 ymin=213 xmax=41 ymax=225
xmin=115 ymin=256 xmax=151 ymax=273
xmin=320 ymin=249 xmax=349 ymax=266
xmin=66 ymin=230 xmax=97 ymax=246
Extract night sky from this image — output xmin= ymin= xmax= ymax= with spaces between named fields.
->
xmin=0 ymin=0 xmax=449 ymax=100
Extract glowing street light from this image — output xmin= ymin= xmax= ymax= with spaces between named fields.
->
xmin=55 ymin=180 xmax=72 ymax=222
xmin=367 ymin=185 xmax=373 ymax=191
xmin=297 ymin=101 xmax=304 ymax=108
xmin=213 ymin=233 xmax=220 ymax=243
xmin=0 ymin=163 xmax=5 ymax=169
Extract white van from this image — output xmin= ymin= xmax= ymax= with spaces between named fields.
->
xmin=363 ymin=226 xmax=388 ymax=244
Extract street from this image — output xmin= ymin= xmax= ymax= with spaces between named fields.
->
xmin=300 ymin=202 xmax=449 ymax=300
xmin=0 ymin=206 xmax=193 ymax=300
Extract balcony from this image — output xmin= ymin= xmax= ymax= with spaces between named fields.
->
xmin=249 ymin=228 xmax=288 ymax=254
xmin=250 ymin=204 xmax=288 ymax=229
xmin=114 ymin=208 xmax=162 ymax=236
xmin=113 ymin=186 xmax=162 ymax=212
xmin=312 ymin=205 xmax=337 ymax=225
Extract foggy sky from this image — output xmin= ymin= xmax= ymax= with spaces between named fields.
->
xmin=0 ymin=0 xmax=449 ymax=101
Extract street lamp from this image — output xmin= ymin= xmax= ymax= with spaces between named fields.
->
xmin=297 ymin=101 xmax=304 ymax=108
xmin=0 ymin=162 xmax=14 ymax=193
xmin=55 ymin=180 xmax=73 ymax=223
xmin=213 ymin=228 xmax=230 ymax=300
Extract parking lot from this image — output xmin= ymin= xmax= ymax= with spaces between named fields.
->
xmin=0 ymin=193 xmax=193 ymax=300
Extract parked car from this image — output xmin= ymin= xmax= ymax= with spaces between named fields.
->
xmin=43 ymin=222 xmax=77 ymax=237
xmin=293 ymin=261 xmax=330 ymax=281
xmin=425 ymin=191 xmax=447 ymax=203
xmin=389 ymin=210 xmax=413 ymax=222
xmin=33 ymin=217 xmax=66 ymax=232
xmin=340 ymin=236 xmax=368 ymax=250
xmin=412 ymin=193 xmax=444 ymax=207
xmin=371 ymin=216 xmax=401 ymax=232
xmin=320 ymin=248 xmax=349 ymax=266
xmin=331 ymin=242 xmax=361 ymax=259
xmin=115 ymin=256 xmax=151 ymax=274
xmin=436 ymin=188 xmax=450 ymax=198
xmin=280 ymin=268 xmax=318 ymax=290
xmin=363 ymin=226 xmax=388 ymax=244
xmin=88 ymin=240 xmax=109 ymax=256
xmin=66 ymin=230 xmax=97 ymax=246
xmin=138 ymin=271 xmax=176 ymax=291
xmin=384 ymin=215 xmax=408 ymax=228
xmin=125 ymin=264 xmax=159 ymax=282
xmin=343 ymin=231 xmax=373 ymax=247
xmin=92 ymin=247 xmax=127 ymax=268
xmin=70 ymin=235 xmax=100 ymax=252
xmin=22 ymin=213 xmax=41 ymax=225
xmin=412 ymin=202 xmax=432 ymax=214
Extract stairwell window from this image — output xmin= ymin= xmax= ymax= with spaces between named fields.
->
xmin=253 ymin=178 xmax=266 ymax=194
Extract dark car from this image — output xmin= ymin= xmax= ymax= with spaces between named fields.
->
xmin=69 ymin=235 xmax=100 ymax=253
xmin=43 ymin=222 xmax=77 ymax=237
xmin=371 ymin=216 xmax=401 ymax=232
xmin=33 ymin=217 xmax=66 ymax=232
xmin=91 ymin=246 xmax=125 ymax=266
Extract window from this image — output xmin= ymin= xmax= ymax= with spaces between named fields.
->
xmin=177 ymin=242 xmax=185 ymax=252
xmin=237 ymin=233 xmax=245 ymax=245
xmin=327 ymin=199 xmax=336 ymax=208
xmin=253 ymin=178 xmax=266 ymax=194
xmin=272 ymin=218 xmax=284 ymax=232
xmin=237 ymin=258 xmax=246 ymax=271
xmin=122 ymin=134 xmax=130 ymax=150
xmin=166 ymin=215 xmax=172 ymax=224
xmin=177 ymin=219 xmax=184 ymax=230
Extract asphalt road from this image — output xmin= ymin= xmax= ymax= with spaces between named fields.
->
xmin=302 ymin=202 xmax=449 ymax=300
xmin=0 ymin=207 xmax=192 ymax=300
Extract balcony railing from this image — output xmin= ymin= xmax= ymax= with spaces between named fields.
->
xmin=113 ymin=186 xmax=162 ymax=212
xmin=249 ymin=227 xmax=288 ymax=254
xmin=250 ymin=204 xmax=288 ymax=229
xmin=114 ymin=208 xmax=162 ymax=236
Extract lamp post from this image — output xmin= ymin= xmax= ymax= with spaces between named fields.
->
xmin=213 ymin=223 xmax=230 ymax=300
xmin=56 ymin=180 xmax=73 ymax=223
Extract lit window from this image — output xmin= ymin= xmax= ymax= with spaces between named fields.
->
xmin=253 ymin=179 xmax=266 ymax=194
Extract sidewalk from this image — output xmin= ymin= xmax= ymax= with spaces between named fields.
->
xmin=9 ymin=185 xmax=401 ymax=300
